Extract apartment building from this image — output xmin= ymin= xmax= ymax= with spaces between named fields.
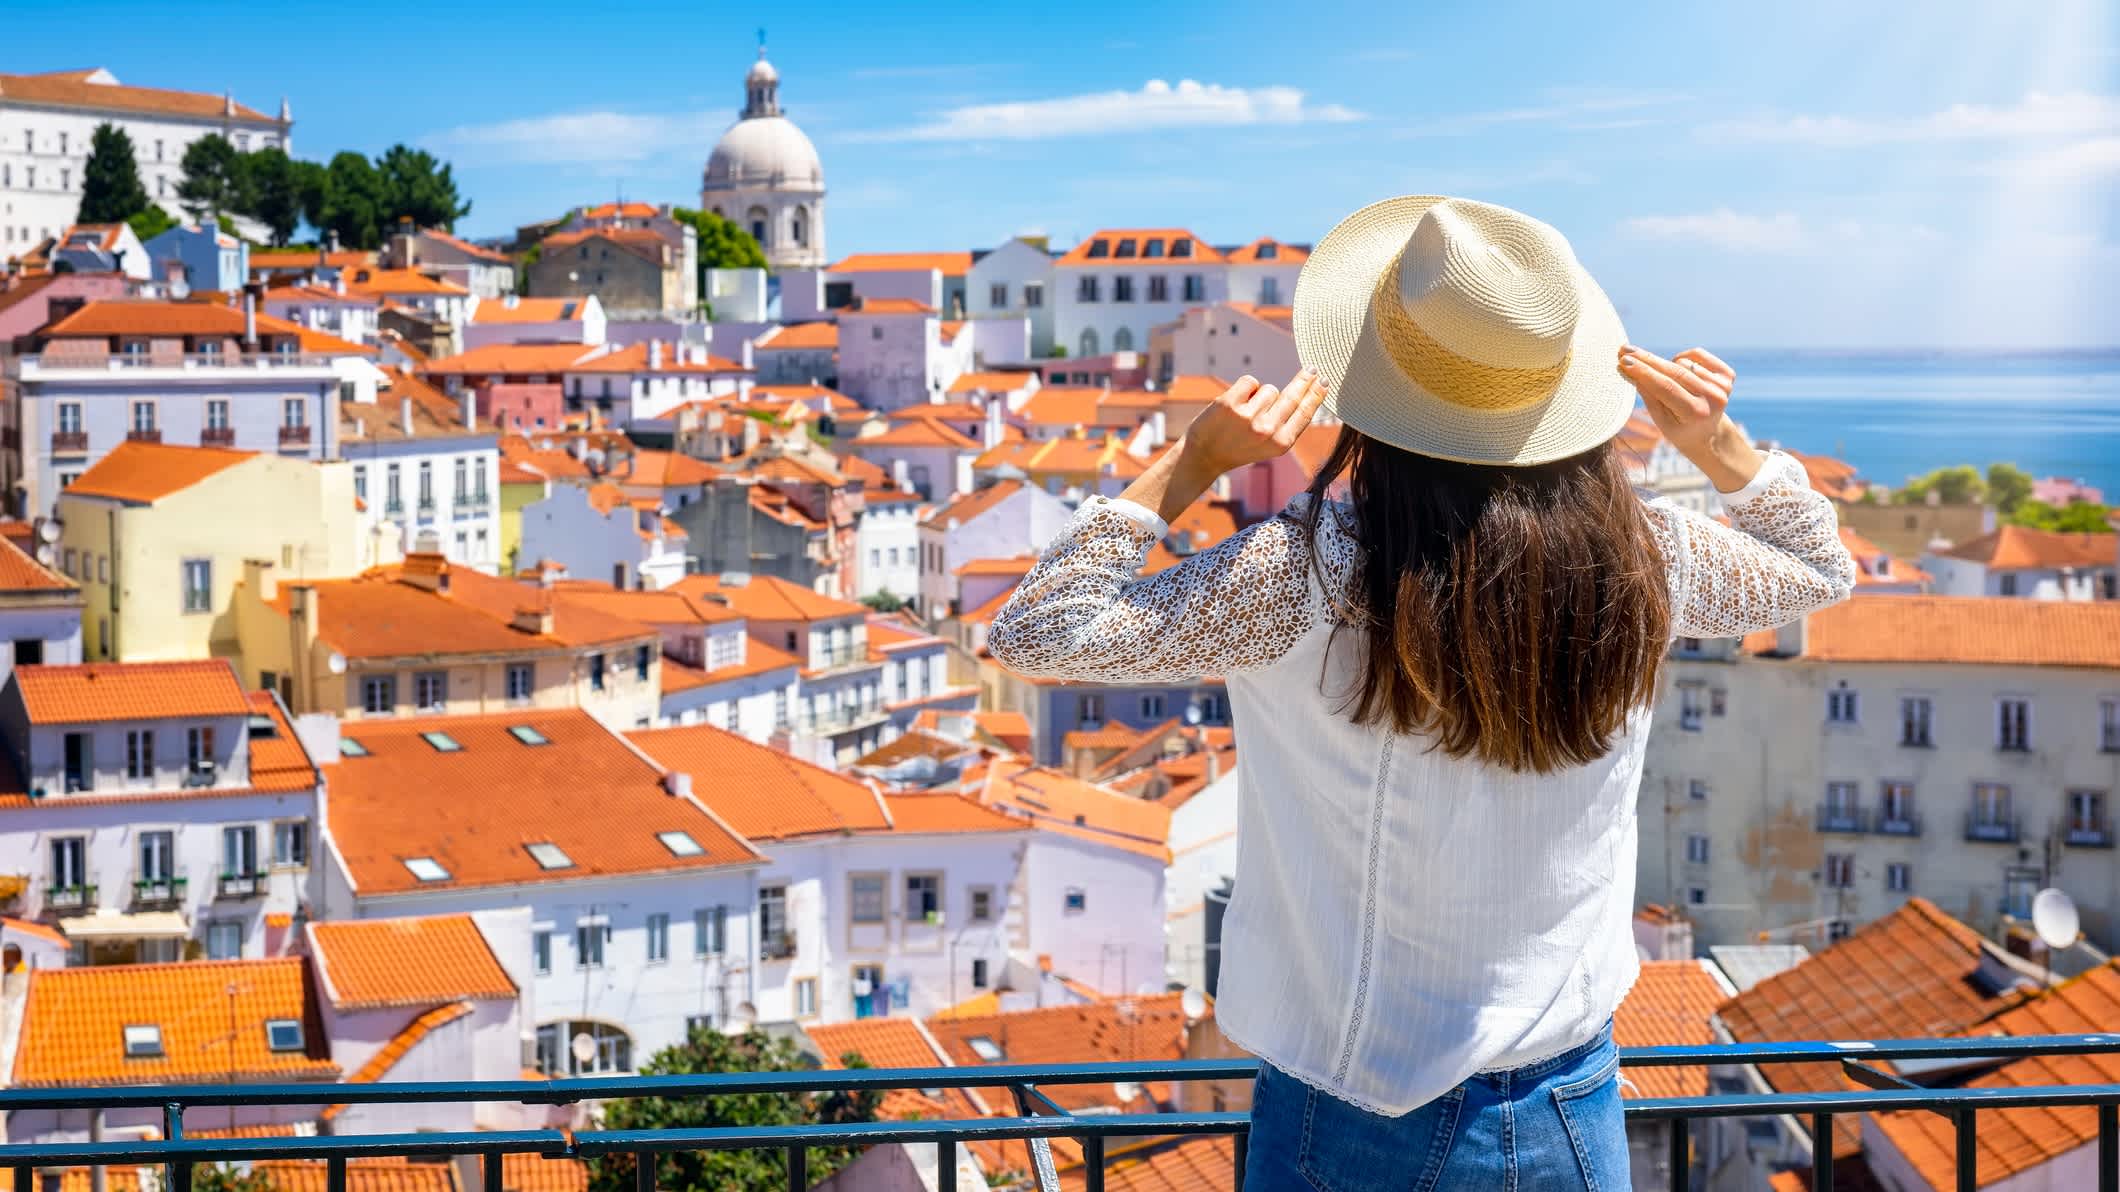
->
xmin=914 ymin=480 xmax=1071 ymax=622
xmin=518 ymin=482 xmax=689 ymax=593
xmin=669 ymin=572 xmax=885 ymax=763
xmin=1922 ymin=524 xmax=2117 ymax=601
xmin=342 ymin=369 xmax=501 ymax=573
xmin=964 ymin=238 xmax=1055 ymax=357
xmin=545 ymin=584 xmax=800 ymax=734
xmin=1052 ymin=228 xmax=1227 ymax=361
xmin=1640 ymin=596 xmax=2120 ymax=951
xmin=0 ymin=534 xmax=83 ymax=682
xmin=0 ymin=661 xmax=320 ymax=964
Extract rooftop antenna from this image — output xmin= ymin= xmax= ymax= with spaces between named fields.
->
xmin=2032 ymin=888 xmax=2080 ymax=990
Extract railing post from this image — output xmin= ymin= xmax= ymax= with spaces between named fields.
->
xmin=632 ymin=1151 xmax=654 ymax=1192
xmin=482 ymin=1151 xmax=501 ymax=1192
xmin=327 ymin=1157 xmax=346 ymax=1192
xmin=936 ymin=1140 xmax=955 ymax=1192
xmin=784 ymin=1146 xmax=805 ymax=1192
xmin=1669 ymin=1119 xmax=1690 ymax=1192
xmin=1234 ymin=1131 xmax=1248 ymax=1192
xmin=2100 ymin=1104 xmax=2118 ymax=1192
xmin=163 ymin=1101 xmax=189 ymax=1192
xmin=14 ymin=1165 xmax=29 ymax=1192
xmin=1812 ymin=1114 xmax=1834 ymax=1192
xmin=1083 ymin=1135 xmax=1104 ymax=1192
xmin=1956 ymin=1109 xmax=1977 ymax=1192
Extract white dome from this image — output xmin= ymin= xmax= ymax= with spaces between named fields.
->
xmin=704 ymin=116 xmax=824 ymax=190
xmin=747 ymin=56 xmax=779 ymax=86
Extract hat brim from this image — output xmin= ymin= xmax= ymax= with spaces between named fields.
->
xmin=1293 ymin=195 xmax=1634 ymax=467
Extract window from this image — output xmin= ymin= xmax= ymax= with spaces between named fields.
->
xmin=1139 ymin=694 xmax=1166 ymax=719
xmin=1182 ymin=274 xmax=1205 ymax=301
xmin=338 ymin=738 xmax=368 ymax=758
xmin=208 ymin=919 xmax=246 ymax=958
xmin=1024 ymin=282 xmax=1043 ymax=308
xmin=181 ymin=558 xmax=212 ymax=613
xmin=1113 ymin=276 xmax=1135 ymax=302
xmin=526 ymin=843 xmax=573 ymax=870
xmin=794 ymin=977 xmax=818 ymax=1017
xmin=49 ymin=836 xmax=87 ymax=890
xmin=508 ymin=724 xmax=549 ymax=746
xmin=1064 ymin=887 xmax=1087 ymax=913
xmin=57 ymin=401 xmax=81 ymax=434
xmin=223 ymin=825 xmax=258 ymax=877
xmin=282 ymin=398 xmax=306 ymax=429
xmin=850 ymin=874 xmax=886 ymax=924
xmin=1197 ymin=693 xmax=1226 ymax=722
xmin=905 ymin=874 xmax=941 ymax=922
xmin=124 ymin=729 xmax=155 ymax=779
xmin=1827 ymin=684 xmax=1859 ymax=724
xmin=1880 ymin=782 xmax=1917 ymax=830
xmin=386 ymin=464 xmax=402 ymax=510
xmin=1685 ymin=834 xmax=1710 ymax=865
xmin=1710 ymin=688 xmax=1728 ymax=717
xmin=1688 ymin=779 xmax=1709 ymax=802
xmin=646 ymin=913 xmax=670 ymax=963
xmin=1901 ymin=697 xmax=1933 ymax=746
xmin=273 ymin=821 xmax=308 ymax=867
xmin=2000 ymin=573 xmax=2018 ymax=596
xmin=576 ymin=919 xmax=608 ymax=968
xmin=967 ymin=1035 xmax=1005 ymax=1061
xmin=1677 ymin=684 xmax=1704 ymax=730
xmin=1078 ymin=693 xmax=1105 ymax=728
xmin=403 ymin=856 xmax=450 ymax=882
xmin=506 ymin=663 xmax=534 ymax=703
xmin=453 ymin=458 xmax=468 ymax=501
xmin=362 ymin=675 xmax=396 ymax=715
xmin=2068 ymin=789 xmax=2108 ymax=837
xmin=533 ymin=931 xmax=553 ymax=975
xmin=1998 ymin=698 xmax=2031 ymax=750
xmin=414 ymin=671 xmax=448 ymax=712
xmin=759 ymin=885 xmax=789 ymax=953
xmin=657 ymin=830 xmax=701 ymax=856
xmin=972 ymin=958 xmax=990 ymax=989
xmin=131 ymin=401 xmax=157 ymax=432
xmin=695 ymin=906 xmax=726 ymax=956
xmin=1973 ymin=783 xmax=2013 ymax=828
xmin=988 ymin=283 xmax=1009 ymax=308
xmin=1886 ymin=862 xmax=1911 ymax=893
xmin=419 ymin=730 xmax=461 ymax=752
xmin=417 ymin=461 xmax=435 ymax=509
xmin=1825 ymin=781 xmax=1859 ymax=813
xmin=1113 ymin=327 xmax=1135 ymax=352
xmin=969 ymin=886 xmax=994 ymax=923
xmin=1147 ymin=275 xmax=1169 ymax=302
xmin=1823 ymin=854 xmax=1855 ymax=888
xmin=123 ymin=1025 xmax=164 ymax=1057
xmin=200 ymin=397 xmax=230 ymax=433
xmin=590 ymin=655 xmax=606 ymax=691
xmin=2104 ymin=700 xmax=2120 ymax=752
xmin=265 ymin=1020 xmax=304 ymax=1052
xmin=635 ymin=645 xmax=651 ymax=681
xmin=139 ymin=831 xmax=175 ymax=882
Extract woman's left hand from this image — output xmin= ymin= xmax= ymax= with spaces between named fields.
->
xmin=1176 ymin=369 xmax=1332 ymax=480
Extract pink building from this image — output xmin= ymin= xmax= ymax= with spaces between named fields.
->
xmin=2033 ymin=476 xmax=2105 ymax=506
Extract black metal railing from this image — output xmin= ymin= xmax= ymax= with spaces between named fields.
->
xmin=1815 ymin=802 xmax=1867 ymax=833
xmin=1 ymin=1036 xmax=2118 ymax=1192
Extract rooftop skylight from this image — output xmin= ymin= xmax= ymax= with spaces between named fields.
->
xmin=404 ymin=857 xmax=450 ymax=883
xmin=526 ymin=842 xmax=573 ymax=870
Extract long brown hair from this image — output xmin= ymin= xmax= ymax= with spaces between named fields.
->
xmin=1299 ymin=425 xmax=1671 ymax=774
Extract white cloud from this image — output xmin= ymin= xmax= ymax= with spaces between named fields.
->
xmin=851 ymin=79 xmax=1363 ymax=142
xmin=1989 ymin=136 xmax=2120 ymax=184
xmin=1395 ymin=91 xmax=1683 ymax=137
xmin=1620 ymin=210 xmax=1808 ymax=253
xmin=425 ymin=110 xmax=716 ymax=166
xmin=1712 ymin=91 xmax=2120 ymax=146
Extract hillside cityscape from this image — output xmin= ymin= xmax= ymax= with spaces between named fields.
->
xmin=0 ymin=43 xmax=2118 ymax=1192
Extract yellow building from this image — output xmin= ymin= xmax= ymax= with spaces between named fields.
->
xmin=55 ymin=442 xmax=363 ymax=663
xmin=497 ymin=437 xmax=586 ymax=575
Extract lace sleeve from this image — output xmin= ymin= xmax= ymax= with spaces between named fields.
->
xmin=1644 ymin=449 xmax=1857 ymax=639
xmin=987 ymin=496 xmax=1332 ymax=683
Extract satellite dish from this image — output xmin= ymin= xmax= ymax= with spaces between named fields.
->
xmin=2033 ymin=888 xmax=2081 ymax=950
xmin=34 ymin=545 xmax=53 ymax=566
xmin=731 ymin=1001 xmax=758 ymax=1030
xmin=570 ymin=1031 xmax=596 ymax=1066
xmin=326 ymin=652 xmax=347 ymax=675
xmin=36 ymin=520 xmax=60 ymax=544
xmin=1182 ymin=704 xmax=1203 ymax=727
xmin=1180 ymin=987 xmax=1207 ymax=1021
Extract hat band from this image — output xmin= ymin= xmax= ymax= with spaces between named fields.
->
xmin=1372 ymin=258 xmax=1570 ymax=412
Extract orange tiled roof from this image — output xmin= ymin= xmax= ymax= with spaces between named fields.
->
xmin=863 ymin=416 xmax=980 ymax=449
xmin=975 ymin=435 xmax=1148 ymax=482
xmin=309 ymin=916 xmax=516 ymax=1009
xmin=319 ymin=1000 xmax=476 ymax=1120
xmin=328 ymin=709 xmax=764 ymax=896
xmin=1754 ymin=596 xmax=2120 ymax=668
xmin=576 ymin=201 xmax=660 ymax=221
xmin=806 ymin=1016 xmax=949 ymax=1071
xmin=974 ymin=711 xmax=1032 ymax=753
xmin=846 ymin=296 xmax=936 ymax=315
xmin=252 ymin=249 xmax=376 ymax=271
xmin=538 ymin=227 xmax=672 ymax=264
xmin=829 ymin=251 xmax=974 ymax=275
xmin=1056 ymin=230 xmax=1224 ymax=267
xmin=924 ymin=480 xmax=1025 ymax=530
xmin=62 ymin=440 xmax=254 ymax=504
xmin=271 ymin=559 xmax=655 ymax=659
xmin=670 ymin=571 xmax=867 ymax=623
xmin=343 ymin=268 xmax=470 ymax=297
xmin=0 ymin=534 xmax=74 ymax=594
xmin=1841 ymin=527 xmax=1932 ymax=588
xmin=756 ymin=322 xmax=838 ymax=350
xmin=0 ymin=69 xmax=279 ymax=122
xmin=926 ymin=993 xmax=1197 ymax=1112
xmin=748 ymin=453 xmax=847 ymax=488
xmin=343 ymin=370 xmax=481 ymax=442
xmin=976 ymin=757 xmax=1172 ymax=862
xmin=1938 ymin=524 xmax=2116 ymax=570
xmin=418 ymin=229 xmax=512 ymax=264
xmin=657 ymin=640 xmax=803 ymax=694
xmin=1064 ymin=1136 xmax=1237 ymax=1192
xmin=12 ymin=957 xmax=336 ymax=1086
xmin=254 ymin=1160 xmax=460 ymax=1192
xmin=1785 ymin=450 xmax=1867 ymax=501
xmin=627 ymin=722 xmax=890 ymax=840
xmin=1613 ymin=960 xmax=1727 ymax=1100
xmin=548 ymin=584 xmax=741 ymax=627
xmin=1019 ymin=386 xmax=1109 ymax=428
xmin=614 ymin=449 xmax=719 ymax=489
xmin=245 ymin=690 xmax=323 ymax=793
xmin=1145 ymin=500 xmax=1243 ymax=574
xmin=949 ymin=371 xmax=1037 ymax=394
xmin=421 ymin=342 xmax=601 ymax=374
xmin=1224 ymin=237 xmax=1310 ymax=266
xmin=14 ymin=659 xmax=252 ymax=724
xmin=567 ymin=342 xmax=747 ymax=374
xmin=882 ymin=791 xmax=1026 ymax=835
xmin=468 ymin=297 xmax=589 ymax=324
xmin=1719 ymin=897 xmax=2032 ymax=1156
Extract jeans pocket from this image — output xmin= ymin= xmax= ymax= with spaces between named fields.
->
xmin=1298 ymin=1084 xmax=1463 ymax=1192
xmin=1550 ymin=1048 xmax=1628 ymax=1192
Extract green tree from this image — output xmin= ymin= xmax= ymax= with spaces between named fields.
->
xmin=2009 ymin=500 xmax=2118 ymax=533
xmin=78 ymin=122 xmax=152 ymax=225
xmin=126 ymin=205 xmax=178 ymax=244
xmin=1985 ymin=463 xmax=2035 ymax=516
xmin=671 ymin=207 xmax=767 ymax=311
xmin=176 ymin=134 xmax=251 ymax=222
xmin=244 ymin=147 xmax=306 ymax=246
xmin=587 ymin=1028 xmax=878 ymax=1192
xmin=375 ymin=144 xmax=471 ymax=231
xmin=191 ymin=1165 xmax=276 ymax=1192
xmin=292 ymin=158 xmax=331 ymax=235
xmin=318 ymin=151 xmax=386 ymax=250
xmin=861 ymin=591 xmax=909 ymax=613
xmin=1893 ymin=465 xmax=1985 ymax=506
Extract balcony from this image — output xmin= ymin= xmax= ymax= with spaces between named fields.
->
xmin=200 ymin=426 xmax=237 ymax=447
xmin=6 ymin=1034 xmax=2120 ymax=1192
xmin=16 ymin=351 xmax=340 ymax=373
xmin=131 ymin=873 xmax=187 ymax=909
xmin=759 ymin=930 xmax=797 ymax=961
xmin=417 ymin=497 xmax=438 ymax=517
xmin=126 ymin=428 xmax=162 ymax=444
xmin=803 ymin=706 xmax=889 ymax=736
xmin=1815 ymin=803 xmax=1867 ymax=834
xmin=458 ymin=492 xmax=493 ymax=515
xmin=1965 ymin=812 xmax=2022 ymax=843
xmin=45 ymin=883 xmax=96 ymax=914
xmin=385 ymin=498 xmax=406 ymax=515
xmin=278 ymin=424 xmax=312 ymax=448
xmin=216 ymin=871 xmax=265 ymax=899
xmin=49 ymin=430 xmax=87 ymax=454
xmin=2065 ymin=818 xmax=2115 ymax=848
xmin=1875 ymin=811 xmax=1923 ymax=837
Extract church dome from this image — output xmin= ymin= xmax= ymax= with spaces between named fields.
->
xmin=704 ymin=116 xmax=823 ymax=191
xmin=746 ymin=56 xmax=779 ymax=86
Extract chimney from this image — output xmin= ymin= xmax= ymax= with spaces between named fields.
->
xmin=243 ymin=557 xmax=278 ymax=604
xmin=1775 ymin=613 xmax=1808 ymax=658
xmin=291 ymin=583 xmax=320 ymax=654
xmin=400 ymin=551 xmax=451 ymax=593
xmin=511 ymin=602 xmax=556 ymax=635
xmin=400 ymin=396 xmax=414 ymax=435
xmin=460 ymin=390 xmax=475 ymax=430
xmin=663 ymin=772 xmax=693 ymax=798
xmin=649 ymin=340 xmax=664 ymax=369
xmin=984 ymin=400 xmax=1004 ymax=449
xmin=1150 ymin=409 xmax=1168 ymax=447
xmin=891 ymin=458 xmax=911 ymax=492
xmin=241 ymin=281 xmax=262 ymax=349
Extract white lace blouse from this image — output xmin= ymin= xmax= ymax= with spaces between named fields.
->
xmin=987 ymin=449 xmax=1856 ymax=1114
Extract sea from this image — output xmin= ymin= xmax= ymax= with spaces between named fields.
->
xmin=1712 ymin=350 xmax=2120 ymax=499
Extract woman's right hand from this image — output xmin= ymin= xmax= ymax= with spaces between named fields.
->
xmin=1617 ymin=345 xmax=1766 ymax=493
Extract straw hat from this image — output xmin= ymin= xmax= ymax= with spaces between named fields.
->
xmin=1293 ymin=196 xmax=1632 ymax=466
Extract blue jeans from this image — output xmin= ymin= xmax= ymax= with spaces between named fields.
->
xmin=1243 ymin=1025 xmax=1630 ymax=1191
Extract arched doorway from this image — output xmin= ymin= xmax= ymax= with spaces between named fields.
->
xmin=534 ymin=1019 xmax=633 ymax=1075
xmin=1079 ymin=328 xmax=1100 ymax=358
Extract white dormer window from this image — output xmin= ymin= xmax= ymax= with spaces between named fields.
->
xmin=265 ymin=1019 xmax=304 ymax=1051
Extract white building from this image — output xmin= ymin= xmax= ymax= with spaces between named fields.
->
xmin=967 ymin=238 xmax=1056 ymax=358
xmin=317 ymin=708 xmax=770 ymax=1071
xmin=382 ymin=227 xmax=517 ymax=300
xmin=342 ymin=369 xmax=503 ymax=573
xmin=0 ymin=660 xmax=320 ymax=964
xmin=464 ymin=294 xmax=606 ymax=349
xmin=1165 ymin=768 xmax=1238 ymax=993
xmin=1921 ymin=525 xmax=2118 ymax=601
xmin=751 ymin=321 xmax=838 ymax=387
xmin=1167 ymin=300 xmax=1298 ymax=389
xmin=1053 ymin=229 xmax=1227 ymax=360
xmin=855 ymin=484 xmax=927 ymax=604
xmin=836 ymin=298 xmax=951 ymax=412
xmin=264 ymin=282 xmax=381 ymax=347
xmin=0 ymin=67 xmax=291 ymax=249
xmin=1221 ymin=237 xmax=1307 ymax=306
xmin=50 ymin=223 xmax=150 ymax=280
xmin=0 ymin=535 xmax=84 ymax=680
xmin=868 ymin=613 xmax=976 ymax=733
xmin=826 ymin=253 xmax=973 ymax=320
xmin=917 ymin=479 xmax=1073 ymax=621
xmin=519 ymin=482 xmax=689 ymax=592
xmin=700 ymin=48 xmax=826 ymax=270
xmin=541 ymin=584 xmax=801 ymax=735
xmin=561 ymin=340 xmax=749 ymax=425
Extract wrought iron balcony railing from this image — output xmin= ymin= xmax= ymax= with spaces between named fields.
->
xmin=1815 ymin=802 xmax=1867 ymax=834
xmin=0 ymin=1036 xmax=2118 ymax=1192
xmin=1965 ymin=811 xmax=2021 ymax=843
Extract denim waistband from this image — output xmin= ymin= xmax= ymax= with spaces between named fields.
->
xmin=1476 ymin=1017 xmax=1615 ymax=1083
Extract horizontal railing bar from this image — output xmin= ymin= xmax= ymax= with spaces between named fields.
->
xmin=1625 ymin=1082 xmax=2120 ymax=1119
xmin=0 ymin=1130 xmax=569 ymax=1167
xmin=573 ymin=1111 xmax=1251 ymax=1154
xmin=1617 ymin=1034 xmax=2120 ymax=1067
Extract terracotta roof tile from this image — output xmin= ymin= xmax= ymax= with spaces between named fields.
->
xmin=1614 ymin=960 xmax=1728 ymax=1100
xmin=829 ymin=252 xmax=974 ymax=275
xmin=566 ymin=342 xmax=747 ymax=375
xmin=881 ymin=791 xmax=1025 ymax=835
xmin=863 ymin=416 xmax=980 ymax=449
xmin=976 ymin=757 xmax=1171 ymax=862
xmin=500 ymin=1154 xmax=588 ymax=1192
xmin=254 ymin=1160 xmax=460 ymax=1192
xmin=63 ymin=440 xmax=255 ymax=504
xmin=669 ymin=572 xmax=866 ymax=623
xmin=12 ymin=957 xmax=335 ymax=1086
xmin=423 ymin=342 xmax=601 ymax=375
xmin=246 ymin=691 xmax=323 ymax=793
xmin=927 ymin=993 xmax=1196 ymax=1113
xmin=318 ymin=1000 xmax=476 ymax=1120
xmin=0 ymin=534 xmax=74 ymax=593
xmin=1056 ymin=230 xmax=1223 ymax=267
xmin=806 ymin=1016 xmax=948 ymax=1071
xmin=1938 ymin=524 xmax=2115 ymax=570
xmin=536 ymin=227 xmax=670 ymax=265
xmin=272 ymin=559 xmax=655 ymax=659
xmin=948 ymin=371 xmax=1038 ymax=394
xmin=1755 ymin=596 xmax=2120 ymax=668
xmin=309 ymin=916 xmax=516 ymax=1009
xmin=657 ymin=640 xmax=802 ymax=694
xmin=627 ymin=722 xmax=890 ymax=840
xmin=0 ymin=70 xmax=278 ymax=123
xmin=846 ymin=296 xmax=936 ymax=315
xmin=1842 ymin=527 xmax=1932 ymax=587
xmin=923 ymin=480 xmax=1025 ymax=530
xmin=756 ymin=322 xmax=838 ymax=350
xmin=328 ymin=709 xmax=764 ymax=895
xmin=1063 ymin=1136 xmax=1236 ymax=1192
xmin=468 ymin=297 xmax=590 ymax=324
xmin=575 ymin=202 xmax=660 ymax=221
xmin=15 ymin=659 xmax=251 ymax=724
xmin=975 ymin=436 xmax=1148 ymax=482
xmin=952 ymin=555 xmax=1038 ymax=578
xmin=974 ymin=711 xmax=1032 ymax=753
xmin=342 ymin=268 xmax=471 ymax=297
xmin=1224 ymin=237 xmax=1310 ymax=266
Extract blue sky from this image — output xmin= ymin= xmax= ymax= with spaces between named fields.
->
xmin=15 ymin=0 xmax=2118 ymax=347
